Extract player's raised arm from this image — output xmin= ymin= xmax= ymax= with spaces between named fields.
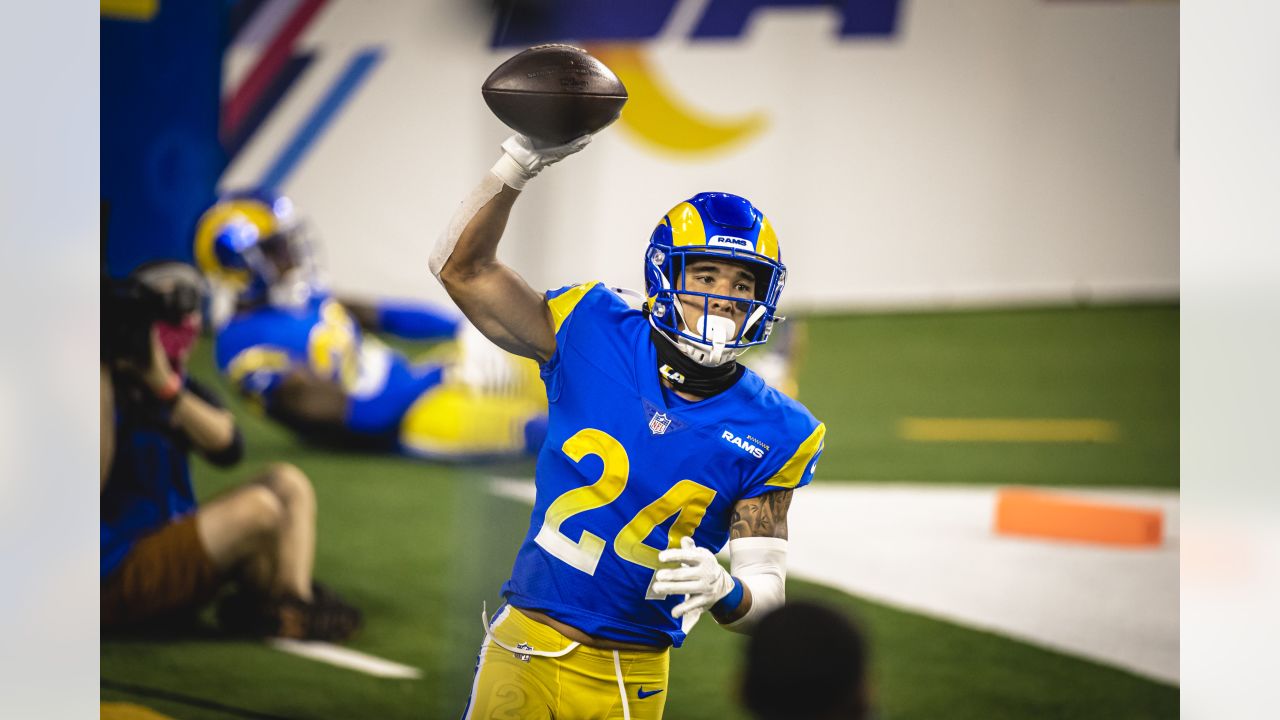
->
xmin=430 ymin=134 xmax=590 ymax=364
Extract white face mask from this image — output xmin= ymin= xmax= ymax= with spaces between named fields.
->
xmin=671 ymin=302 xmax=774 ymax=367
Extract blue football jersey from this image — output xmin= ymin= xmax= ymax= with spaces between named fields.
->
xmin=501 ymin=283 xmax=825 ymax=647
xmin=214 ymin=295 xmax=444 ymax=440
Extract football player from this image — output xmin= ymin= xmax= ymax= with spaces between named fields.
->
xmin=433 ymin=134 xmax=825 ymax=719
xmin=196 ymin=191 xmax=548 ymax=461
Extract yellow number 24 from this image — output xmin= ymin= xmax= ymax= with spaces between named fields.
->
xmin=534 ymin=428 xmax=717 ymax=597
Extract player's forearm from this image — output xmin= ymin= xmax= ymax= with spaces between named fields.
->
xmin=438 ymin=180 xmax=520 ymax=286
xmin=340 ymin=296 xmax=460 ymax=340
xmin=170 ymin=391 xmax=238 ymax=454
xmin=434 ymin=173 xmax=556 ymax=361
xmin=719 ymin=538 xmax=788 ymax=633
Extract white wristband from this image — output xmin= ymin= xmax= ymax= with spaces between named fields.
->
xmin=490 ymin=153 xmax=533 ymax=191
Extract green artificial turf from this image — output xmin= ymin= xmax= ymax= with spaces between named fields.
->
xmin=797 ymin=305 xmax=1178 ymax=487
xmin=101 ymin=305 xmax=1179 ymax=719
xmin=102 ymin=458 xmax=1178 ymax=720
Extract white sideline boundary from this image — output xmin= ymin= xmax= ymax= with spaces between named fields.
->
xmin=267 ymin=639 xmax=422 ymax=679
xmin=486 ymin=477 xmax=1179 ymax=685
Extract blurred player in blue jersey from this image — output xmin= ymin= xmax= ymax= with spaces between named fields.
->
xmin=433 ymin=133 xmax=825 ymax=719
xmin=194 ymin=191 xmax=548 ymax=461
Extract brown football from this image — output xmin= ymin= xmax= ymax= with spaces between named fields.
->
xmin=481 ymin=44 xmax=628 ymax=145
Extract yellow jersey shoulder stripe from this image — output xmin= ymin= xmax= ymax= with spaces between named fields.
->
xmin=764 ymin=422 xmax=826 ymax=489
xmin=547 ymin=282 xmax=600 ymax=334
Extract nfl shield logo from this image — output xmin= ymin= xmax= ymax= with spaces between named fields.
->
xmin=514 ymin=642 xmax=533 ymax=663
xmin=649 ymin=412 xmax=672 ymax=435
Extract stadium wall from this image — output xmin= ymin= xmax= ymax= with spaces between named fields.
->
xmin=217 ymin=0 xmax=1178 ymax=312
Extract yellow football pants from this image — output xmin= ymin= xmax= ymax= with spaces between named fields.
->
xmin=463 ymin=606 xmax=670 ymax=720
xmin=398 ymin=356 xmax=546 ymax=461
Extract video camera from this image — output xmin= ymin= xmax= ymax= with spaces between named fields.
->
xmin=101 ymin=262 xmax=205 ymax=364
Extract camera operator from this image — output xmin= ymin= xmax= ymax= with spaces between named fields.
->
xmin=101 ymin=261 xmax=361 ymax=641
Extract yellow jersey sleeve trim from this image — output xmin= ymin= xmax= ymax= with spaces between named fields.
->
xmin=547 ymin=282 xmax=600 ymax=334
xmin=764 ymin=423 xmax=826 ymax=489
xmin=226 ymin=346 xmax=293 ymax=388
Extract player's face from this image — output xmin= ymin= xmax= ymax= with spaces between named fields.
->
xmin=677 ymin=258 xmax=757 ymax=334
xmin=260 ymin=232 xmax=301 ymax=277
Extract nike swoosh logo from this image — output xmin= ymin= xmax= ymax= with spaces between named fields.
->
xmin=637 ymin=687 xmax=664 ymax=699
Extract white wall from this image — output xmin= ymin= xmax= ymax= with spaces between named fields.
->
xmin=221 ymin=0 xmax=1178 ymax=312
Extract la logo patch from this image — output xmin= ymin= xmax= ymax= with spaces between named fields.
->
xmin=649 ymin=412 xmax=672 ymax=435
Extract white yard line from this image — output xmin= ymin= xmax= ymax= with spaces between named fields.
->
xmin=487 ymin=477 xmax=1179 ymax=684
xmin=267 ymin=639 xmax=422 ymax=679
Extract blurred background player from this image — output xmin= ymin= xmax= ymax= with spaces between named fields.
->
xmin=741 ymin=602 xmax=871 ymax=720
xmin=101 ymin=261 xmax=361 ymax=641
xmin=195 ymin=190 xmax=548 ymax=461
xmin=433 ymin=132 xmax=825 ymax=719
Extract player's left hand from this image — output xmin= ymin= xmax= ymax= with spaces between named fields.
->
xmin=654 ymin=536 xmax=736 ymax=621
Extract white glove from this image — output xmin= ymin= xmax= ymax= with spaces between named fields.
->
xmin=490 ymin=133 xmax=592 ymax=191
xmin=654 ymin=536 xmax=737 ymax=633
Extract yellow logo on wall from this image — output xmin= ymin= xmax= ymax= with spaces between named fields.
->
xmin=490 ymin=2 xmax=901 ymax=157
xmin=587 ymin=45 xmax=768 ymax=158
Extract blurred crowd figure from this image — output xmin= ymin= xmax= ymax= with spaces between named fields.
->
xmin=100 ymin=261 xmax=360 ymax=641
xmin=742 ymin=601 xmax=871 ymax=720
xmin=195 ymin=190 xmax=549 ymax=462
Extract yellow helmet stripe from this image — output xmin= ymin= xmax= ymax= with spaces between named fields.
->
xmin=667 ymin=202 xmax=707 ymax=247
xmin=755 ymin=216 xmax=780 ymax=262
xmin=192 ymin=199 xmax=275 ymax=287
xmin=226 ymin=345 xmax=293 ymax=388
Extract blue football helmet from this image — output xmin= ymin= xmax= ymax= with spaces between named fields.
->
xmin=645 ymin=192 xmax=786 ymax=366
xmin=194 ymin=189 xmax=320 ymax=308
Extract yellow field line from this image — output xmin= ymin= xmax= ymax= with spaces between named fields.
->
xmin=101 ymin=702 xmax=174 ymax=719
xmin=899 ymin=418 xmax=1120 ymax=443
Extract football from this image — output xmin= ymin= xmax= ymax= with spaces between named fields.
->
xmin=482 ymin=44 xmax=628 ymax=145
